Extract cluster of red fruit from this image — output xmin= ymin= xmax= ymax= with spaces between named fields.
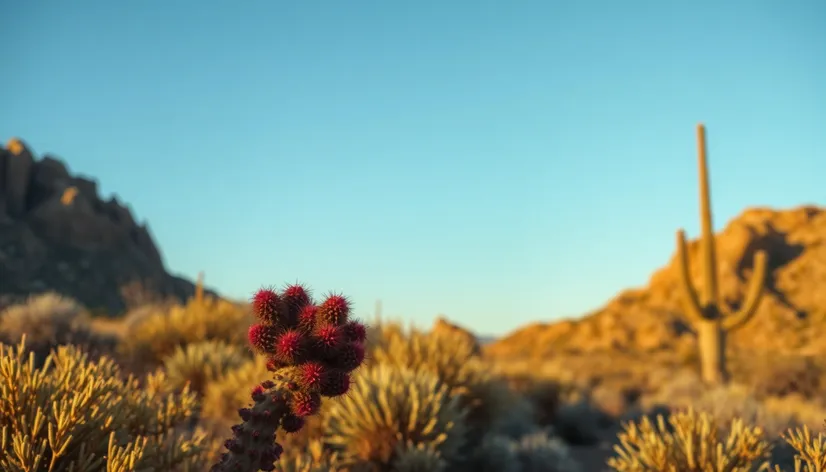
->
xmin=211 ymin=284 xmax=367 ymax=472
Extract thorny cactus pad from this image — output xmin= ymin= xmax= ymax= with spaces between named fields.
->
xmin=211 ymin=284 xmax=367 ymax=472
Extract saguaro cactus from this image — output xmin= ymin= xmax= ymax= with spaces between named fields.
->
xmin=675 ymin=123 xmax=768 ymax=385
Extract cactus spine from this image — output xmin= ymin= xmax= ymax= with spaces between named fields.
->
xmin=675 ymin=124 xmax=768 ymax=385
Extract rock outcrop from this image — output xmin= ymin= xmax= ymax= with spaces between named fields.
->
xmin=0 ymin=137 xmax=207 ymax=314
xmin=486 ymin=205 xmax=826 ymax=358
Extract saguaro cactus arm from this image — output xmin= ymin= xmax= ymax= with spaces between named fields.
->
xmin=721 ymin=250 xmax=768 ymax=332
xmin=676 ymin=229 xmax=706 ymax=325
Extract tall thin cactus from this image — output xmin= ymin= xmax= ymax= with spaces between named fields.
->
xmin=675 ymin=123 xmax=768 ymax=385
xmin=194 ymin=271 xmax=205 ymax=305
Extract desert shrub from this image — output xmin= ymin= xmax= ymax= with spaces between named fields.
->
xmin=509 ymin=430 xmax=582 ymax=472
xmin=0 ymin=337 xmax=208 ymax=470
xmin=121 ymin=300 xmax=180 ymax=330
xmin=202 ymin=356 xmax=271 ymax=421
xmin=590 ymin=382 xmax=638 ymax=419
xmin=450 ymin=360 xmax=533 ymax=444
xmin=370 ymin=323 xmax=524 ymax=441
xmin=160 ymin=340 xmax=250 ymax=395
xmin=390 ymin=442 xmax=448 ymax=472
xmin=370 ymin=322 xmax=476 ymax=386
xmin=275 ymin=440 xmax=339 ymax=472
xmin=758 ymin=396 xmax=826 ymax=468
xmin=607 ymin=408 xmax=772 ymax=471
xmin=0 ymin=293 xmax=111 ymax=365
xmin=504 ymin=373 xmax=603 ymax=445
xmin=553 ymin=397 xmax=605 ymax=445
xmin=773 ymin=425 xmax=826 ymax=471
xmin=363 ymin=317 xmax=406 ymax=357
xmin=323 ymin=363 xmax=468 ymax=470
xmin=640 ymin=369 xmax=826 ymax=439
xmin=506 ymin=377 xmax=566 ymax=427
xmin=464 ymin=434 xmax=521 ymax=472
xmin=748 ymin=354 xmax=825 ymax=400
xmin=118 ymin=296 xmax=252 ymax=369
xmin=499 ymin=362 xmax=587 ymax=423
xmin=465 ymin=430 xmax=581 ymax=472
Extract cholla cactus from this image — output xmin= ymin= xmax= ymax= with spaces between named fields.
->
xmin=211 ymin=284 xmax=367 ymax=472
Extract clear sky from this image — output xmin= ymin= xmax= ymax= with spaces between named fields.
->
xmin=3 ymin=1 xmax=824 ymax=337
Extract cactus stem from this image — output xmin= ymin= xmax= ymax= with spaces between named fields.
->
xmin=674 ymin=124 xmax=768 ymax=385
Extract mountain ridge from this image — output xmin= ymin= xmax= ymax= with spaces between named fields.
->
xmin=0 ymin=137 xmax=212 ymax=313
xmin=485 ymin=205 xmax=826 ymax=358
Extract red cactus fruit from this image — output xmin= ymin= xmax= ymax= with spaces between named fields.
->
xmin=224 ymin=438 xmax=244 ymax=453
xmin=247 ymin=323 xmax=279 ymax=353
xmin=290 ymin=391 xmax=322 ymax=417
xmin=213 ymin=284 xmax=365 ymax=472
xmin=280 ymin=413 xmax=305 ymax=433
xmin=341 ymin=320 xmax=367 ymax=343
xmin=299 ymin=361 xmax=327 ymax=391
xmin=297 ymin=305 xmax=318 ymax=330
xmin=238 ymin=407 xmax=253 ymax=421
xmin=318 ymin=294 xmax=350 ymax=325
xmin=252 ymin=288 xmax=284 ymax=324
xmin=313 ymin=323 xmax=345 ymax=355
xmin=251 ymin=385 xmax=266 ymax=402
xmin=330 ymin=342 xmax=366 ymax=372
xmin=282 ymin=284 xmax=311 ymax=316
xmin=273 ymin=329 xmax=307 ymax=364
xmin=320 ymin=369 xmax=351 ymax=397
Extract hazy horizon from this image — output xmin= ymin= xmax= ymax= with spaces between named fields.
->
xmin=4 ymin=1 xmax=824 ymax=336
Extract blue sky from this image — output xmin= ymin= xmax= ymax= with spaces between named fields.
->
xmin=3 ymin=1 xmax=824 ymax=337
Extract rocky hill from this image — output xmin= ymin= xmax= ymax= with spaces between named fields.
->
xmin=486 ymin=205 xmax=826 ymax=358
xmin=0 ymin=137 xmax=206 ymax=314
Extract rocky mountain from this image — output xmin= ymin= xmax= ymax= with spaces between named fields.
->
xmin=0 ymin=137 xmax=207 ymax=314
xmin=486 ymin=205 xmax=826 ymax=358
